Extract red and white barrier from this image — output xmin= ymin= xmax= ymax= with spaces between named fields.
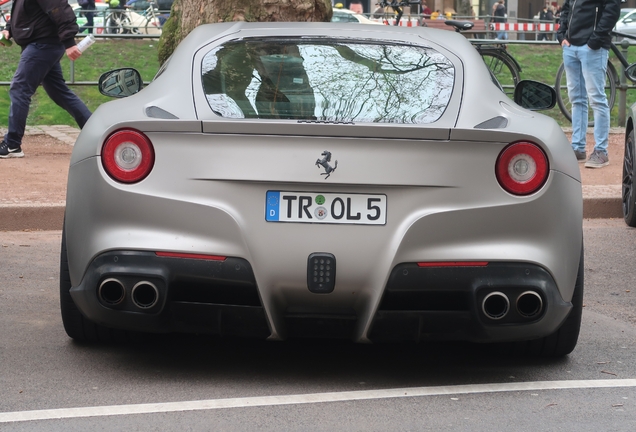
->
xmin=490 ymin=23 xmax=560 ymax=31
xmin=370 ymin=18 xmax=561 ymax=32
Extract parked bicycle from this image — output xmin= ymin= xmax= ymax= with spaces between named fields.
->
xmin=555 ymin=31 xmax=636 ymax=126
xmin=105 ymin=0 xmax=163 ymax=35
xmin=446 ymin=20 xmax=522 ymax=98
xmin=0 ymin=0 xmax=11 ymax=31
xmin=375 ymin=0 xmax=420 ymax=26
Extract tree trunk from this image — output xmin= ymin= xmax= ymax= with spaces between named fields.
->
xmin=158 ymin=0 xmax=333 ymax=64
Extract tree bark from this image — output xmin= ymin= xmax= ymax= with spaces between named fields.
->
xmin=158 ymin=0 xmax=333 ymax=64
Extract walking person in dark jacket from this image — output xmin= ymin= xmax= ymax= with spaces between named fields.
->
xmin=0 ymin=0 xmax=92 ymax=159
xmin=78 ymin=0 xmax=96 ymax=34
xmin=557 ymin=0 xmax=620 ymax=168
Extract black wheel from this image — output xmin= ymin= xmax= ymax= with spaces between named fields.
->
xmin=509 ymin=244 xmax=584 ymax=357
xmin=105 ymin=12 xmax=133 ymax=35
xmin=479 ymin=49 xmax=521 ymax=99
xmin=555 ymin=61 xmax=617 ymax=127
xmin=622 ymin=130 xmax=636 ymax=226
xmin=60 ymin=226 xmax=122 ymax=343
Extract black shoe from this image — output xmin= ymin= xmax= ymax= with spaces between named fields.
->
xmin=0 ymin=140 xmax=24 ymax=159
xmin=573 ymin=150 xmax=586 ymax=163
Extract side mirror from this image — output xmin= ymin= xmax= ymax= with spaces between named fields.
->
xmin=513 ymin=80 xmax=556 ymax=111
xmin=98 ymin=68 xmax=143 ymax=98
xmin=624 ymin=18 xmax=634 ymax=24
xmin=408 ymin=0 xmax=421 ymax=4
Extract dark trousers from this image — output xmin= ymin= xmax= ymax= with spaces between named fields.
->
xmin=79 ymin=9 xmax=95 ymax=34
xmin=5 ymin=42 xmax=92 ymax=148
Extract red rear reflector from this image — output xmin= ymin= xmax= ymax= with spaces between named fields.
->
xmin=495 ymin=141 xmax=549 ymax=196
xmin=155 ymin=252 xmax=227 ymax=261
xmin=417 ymin=261 xmax=489 ymax=267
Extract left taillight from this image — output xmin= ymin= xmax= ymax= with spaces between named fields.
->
xmin=495 ymin=141 xmax=549 ymax=196
xmin=101 ymin=129 xmax=155 ymax=183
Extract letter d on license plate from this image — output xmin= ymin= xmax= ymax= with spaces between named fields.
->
xmin=266 ymin=191 xmax=386 ymax=225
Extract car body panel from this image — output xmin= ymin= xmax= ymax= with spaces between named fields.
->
xmin=614 ymin=8 xmax=636 ymax=42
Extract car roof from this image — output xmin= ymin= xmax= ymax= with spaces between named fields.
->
xmin=621 ymin=8 xmax=636 ymax=20
xmin=333 ymin=8 xmax=383 ymax=25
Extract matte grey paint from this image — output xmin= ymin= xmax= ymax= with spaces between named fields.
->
xmin=65 ymin=22 xmax=583 ymax=343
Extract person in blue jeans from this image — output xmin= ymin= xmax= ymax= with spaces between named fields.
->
xmin=0 ymin=0 xmax=91 ymax=159
xmin=557 ymin=0 xmax=620 ymax=169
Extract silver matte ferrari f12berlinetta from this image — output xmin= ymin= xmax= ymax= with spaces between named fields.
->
xmin=61 ymin=22 xmax=583 ymax=357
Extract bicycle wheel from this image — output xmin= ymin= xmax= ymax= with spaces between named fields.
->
xmin=555 ymin=61 xmax=617 ymax=127
xmin=105 ymin=12 xmax=133 ymax=35
xmin=479 ymin=49 xmax=521 ymax=99
xmin=144 ymin=15 xmax=162 ymax=34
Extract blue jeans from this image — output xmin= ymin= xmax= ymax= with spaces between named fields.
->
xmin=496 ymin=31 xmax=508 ymax=40
xmin=562 ymin=44 xmax=610 ymax=155
xmin=5 ymin=43 xmax=92 ymax=148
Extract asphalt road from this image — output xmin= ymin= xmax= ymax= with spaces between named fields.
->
xmin=0 ymin=220 xmax=635 ymax=431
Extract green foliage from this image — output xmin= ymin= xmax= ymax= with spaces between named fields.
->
xmin=157 ymin=8 xmax=181 ymax=65
xmin=0 ymin=39 xmax=161 ymax=127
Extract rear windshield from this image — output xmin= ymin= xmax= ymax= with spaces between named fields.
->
xmin=201 ymin=38 xmax=454 ymax=124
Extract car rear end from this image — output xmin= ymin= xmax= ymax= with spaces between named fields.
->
xmin=64 ymin=23 xmax=582 ymax=346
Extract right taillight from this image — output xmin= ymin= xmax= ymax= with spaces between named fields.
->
xmin=496 ymin=141 xmax=549 ymax=196
xmin=101 ymin=129 xmax=154 ymax=183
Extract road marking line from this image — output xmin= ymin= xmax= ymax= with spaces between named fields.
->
xmin=1 ymin=379 xmax=635 ymax=423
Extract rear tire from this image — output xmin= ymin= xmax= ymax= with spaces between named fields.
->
xmin=622 ymin=130 xmax=636 ymax=226
xmin=511 ymin=244 xmax=584 ymax=357
xmin=60 ymin=226 xmax=123 ymax=343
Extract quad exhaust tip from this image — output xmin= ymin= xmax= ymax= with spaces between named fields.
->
xmin=516 ymin=291 xmax=543 ymax=318
xmin=482 ymin=291 xmax=510 ymax=320
xmin=98 ymin=278 xmax=126 ymax=305
xmin=131 ymin=281 xmax=159 ymax=309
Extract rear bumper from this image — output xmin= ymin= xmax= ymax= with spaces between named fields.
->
xmin=369 ymin=262 xmax=571 ymax=343
xmin=71 ymin=251 xmax=572 ymax=343
xmin=70 ymin=251 xmax=271 ymax=338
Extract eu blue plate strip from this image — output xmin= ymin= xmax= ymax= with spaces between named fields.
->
xmin=265 ymin=191 xmax=280 ymax=221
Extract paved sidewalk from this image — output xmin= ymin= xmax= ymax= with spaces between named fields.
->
xmin=1 ymin=125 xmax=81 ymax=145
xmin=0 ymin=125 xmax=627 ymax=231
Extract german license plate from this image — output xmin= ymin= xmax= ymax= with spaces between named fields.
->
xmin=265 ymin=191 xmax=386 ymax=225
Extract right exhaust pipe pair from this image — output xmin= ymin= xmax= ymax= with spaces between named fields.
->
xmin=482 ymin=290 xmax=543 ymax=320
xmin=98 ymin=278 xmax=159 ymax=309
